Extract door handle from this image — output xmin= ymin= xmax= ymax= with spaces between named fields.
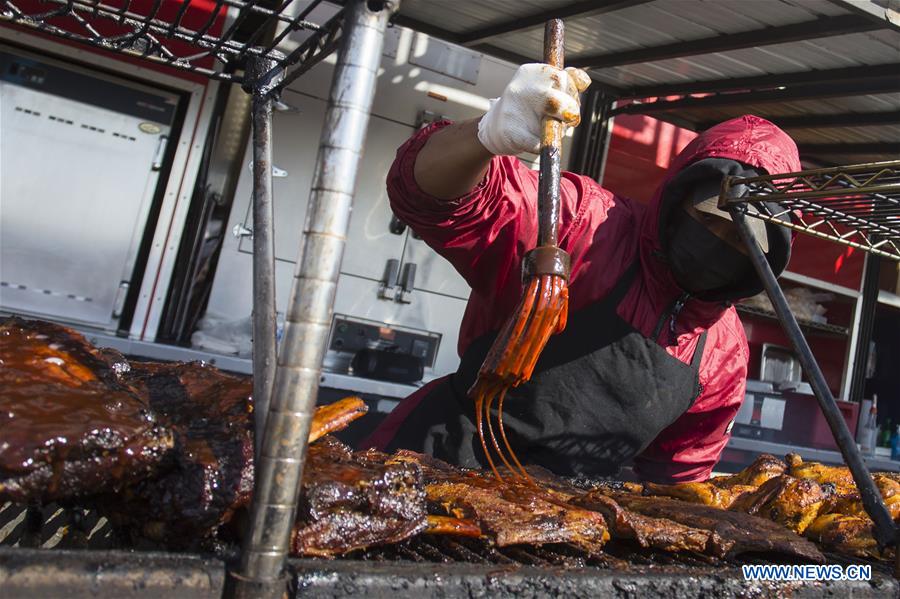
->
xmin=378 ymin=259 xmax=400 ymax=300
xmin=112 ymin=281 xmax=130 ymax=319
xmin=152 ymin=135 xmax=168 ymax=171
xmin=396 ymin=262 xmax=416 ymax=304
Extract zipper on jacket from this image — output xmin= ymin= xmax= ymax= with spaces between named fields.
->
xmin=652 ymin=291 xmax=691 ymax=344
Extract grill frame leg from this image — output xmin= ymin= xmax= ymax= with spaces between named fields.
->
xmin=730 ymin=206 xmax=898 ymax=551
xmin=232 ymin=1 xmax=400 ymax=596
xmin=246 ymin=56 xmax=280 ymax=466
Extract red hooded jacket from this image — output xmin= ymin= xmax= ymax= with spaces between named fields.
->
xmin=367 ymin=115 xmax=801 ymax=483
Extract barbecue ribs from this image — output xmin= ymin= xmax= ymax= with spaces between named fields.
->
xmin=100 ymin=359 xmax=256 ymax=546
xmin=0 ymin=318 xmax=173 ymax=503
xmin=596 ymin=490 xmax=825 ymax=562
xmin=390 ymin=450 xmax=609 ymax=553
xmin=572 ymin=490 xmax=712 ymax=554
xmin=291 ymin=437 xmax=428 ymax=557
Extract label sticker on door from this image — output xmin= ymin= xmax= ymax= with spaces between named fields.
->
xmin=138 ymin=122 xmax=162 ymax=134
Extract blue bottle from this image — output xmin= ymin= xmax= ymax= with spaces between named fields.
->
xmin=891 ymin=426 xmax=900 ymax=461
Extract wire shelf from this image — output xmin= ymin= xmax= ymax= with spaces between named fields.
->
xmin=720 ymin=160 xmax=900 ymax=261
xmin=0 ymin=0 xmax=342 ymax=91
xmin=734 ymin=304 xmax=848 ymax=336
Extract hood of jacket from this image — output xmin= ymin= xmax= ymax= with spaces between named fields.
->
xmin=638 ymin=114 xmax=802 ymax=325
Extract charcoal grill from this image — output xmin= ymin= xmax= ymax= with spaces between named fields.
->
xmin=2 ymin=505 xmax=898 ymax=599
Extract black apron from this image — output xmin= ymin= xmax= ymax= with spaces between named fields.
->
xmin=385 ymin=262 xmax=707 ymax=477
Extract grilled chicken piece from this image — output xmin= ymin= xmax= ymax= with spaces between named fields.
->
xmin=805 ymin=513 xmax=881 ymax=559
xmin=640 ymin=455 xmax=788 ymax=509
xmin=591 ymin=480 xmax=644 ymax=495
xmin=727 ymin=475 xmax=825 ymax=535
xmin=710 ymin=454 xmax=788 ymax=489
xmin=786 ymin=453 xmax=855 ymax=493
xmin=819 ymin=474 xmax=900 ymax=521
xmin=391 ymin=450 xmax=609 ymax=553
xmin=643 ymin=481 xmax=757 ymax=509
xmin=0 ymin=318 xmax=173 ymax=503
xmin=599 ymin=490 xmax=825 ymax=563
xmin=291 ymin=437 xmax=427 ymax=557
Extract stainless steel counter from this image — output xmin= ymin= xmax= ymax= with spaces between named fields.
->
xmin=727 ymin=436 xmax=900 ymax=472
xmin=78 ymin=329 xmax=418 ymax=402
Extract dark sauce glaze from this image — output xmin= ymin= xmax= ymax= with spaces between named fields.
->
xmin=0 ymin=318 xmax=162 ymax=475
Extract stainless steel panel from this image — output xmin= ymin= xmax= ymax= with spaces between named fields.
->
xmin=0 ymin=74 xmax=171 ymax=330
xmin=399 ymin=235 xmax=472 ymax=300
xmin=236 ymin=94 xmax=413 ymax=278
xmin=327 ymin=274 xmax=465 ymax=379
xmin=409 ymin=35 xmax=482 ymax=84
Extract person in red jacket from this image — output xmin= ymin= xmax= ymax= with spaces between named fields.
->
xmin=362 ymin=64 xmax=800 ymax=484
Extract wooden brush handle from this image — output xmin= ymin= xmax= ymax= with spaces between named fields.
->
xmin=537 ymin=19 xmax=565 ymax=249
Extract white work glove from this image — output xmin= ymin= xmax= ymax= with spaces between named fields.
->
xmin=477 ymin=63 xmax=591 ymax=156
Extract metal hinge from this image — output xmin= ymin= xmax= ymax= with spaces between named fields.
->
xmin=247 ymin=162 xmax=288 ymax=177
xmin=233 ymin=223 xmax=253 ymax=239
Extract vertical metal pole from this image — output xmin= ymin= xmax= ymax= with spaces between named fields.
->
xmin=568 ymin=87 xmax=614 ymax=184
xmin=730 ymin=208 xmax=897 ymax=550
xmin=849 ymin=252 xmax=881 ymax=404
xmin=247 ymin=56 xmax=280 ymax=465
xmin=233 ymin=1 xmax=398 ymax=595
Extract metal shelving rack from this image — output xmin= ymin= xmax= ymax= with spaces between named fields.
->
xmin=724 ymin=161 xmax=900 ymax=261
xmin=721 ymin=160 xmax=900 ymax=562
xmin=1 ymin=0 xmax=399 ymax=596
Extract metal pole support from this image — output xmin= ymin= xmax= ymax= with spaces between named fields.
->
xmin=246 ymin=56 xmax=281 ymax=466
xmin=233 ymin=1 xmax=398 ymax=595
xmin=849 ymin=251 xmax=881 ymax=405
xmin=730 ymin=207 xmax=898 ymax=550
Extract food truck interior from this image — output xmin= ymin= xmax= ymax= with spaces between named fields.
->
xmin=1 ymin=0 xmax=899 ymax=597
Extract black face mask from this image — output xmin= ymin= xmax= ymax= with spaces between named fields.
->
xmin=665 ymin=209 xmax=753 ymax=294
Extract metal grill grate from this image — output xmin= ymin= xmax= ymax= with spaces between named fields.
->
xmin=721 ymin=160 xmax=900 ymax=261
xmin=0 ymin=0 xmax=342 ymax=92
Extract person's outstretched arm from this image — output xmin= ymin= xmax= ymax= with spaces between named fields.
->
xmin=412 ymin=118 xmax=493 ymax=200
xmin=411 ymin=64 xmax=590 ymax=200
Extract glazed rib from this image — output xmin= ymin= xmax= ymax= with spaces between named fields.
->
xmin=0 ymin=318 xmax=173 ymax=503
xmin=595 ymin=490 xmax=825 ymax=563
xmin=291 ymin=437 xmax=427 ymax=556
xmin=390 ymin=450 xmax=609 ymax=553
xmin=308 ymin=396 xmax=368 ymax=444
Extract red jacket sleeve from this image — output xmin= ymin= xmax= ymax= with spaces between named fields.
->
xmin=633 ymin=310 xmax=748 ymax=484
xmin=387 ymin=120 xmax=538 ymax=298
xmin=387 ymin=121 xmax=630 ymax=354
